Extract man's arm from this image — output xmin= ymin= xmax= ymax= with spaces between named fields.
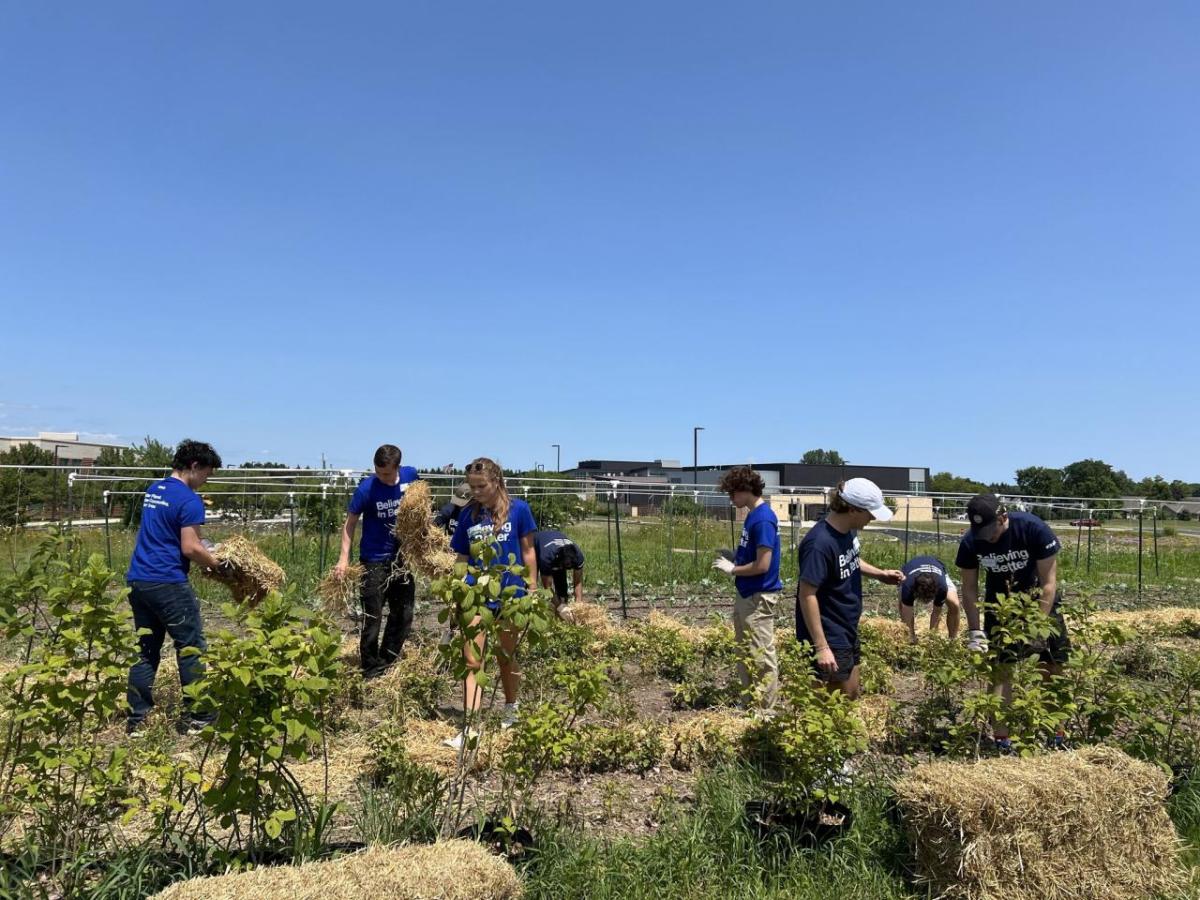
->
xmin=335 ymin=512 xmax=360 ymax=576
xmin=181 ymin=525 xmax=221 ymax=570
xmin=1035 ymin=557 xmax=1058 ymax=614
xmin=798 ymin=581 xmax=836 ymax=672
xmin=860 ymin=559 xmax=904 ymax=585
xmin=572 ymin=567 xmax=584 ymax=603
xmin=959 ymin=568 xmax=981 ymax=631
xmin=732 ymin=546 xmax=773 ymax=577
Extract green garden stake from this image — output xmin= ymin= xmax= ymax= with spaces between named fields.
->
xmin=1087 ymin=509 xmax=1093 ymax=573
xmin=692 ymin=491 xmax=700 ymax=576
xmin=903 ymin=501 xmax=910 ymax=559
xmin=1153 ymin=508 xmax=1160 ymax=578
xmin=1075 ymin=507 xmax=1083 ymax=568
xmin=606 ymin=500 xmax=612 ymax=562
xmin=1137 ymin=506 xmax=1144 ymax=600
xmin=319 ymin=484 xmax=329 ymax=572
xmin=102 ymin=491 xmax=112 ymax=567
xmin=936 ymin=506 xmax=942 ymax=548
xmin=612 ymin=484 xmax=628 ymax=619
xmin=667 ymin=486 xmax=675 ymax=577
xmin=289 ymin=492 xmax=297 ymax=562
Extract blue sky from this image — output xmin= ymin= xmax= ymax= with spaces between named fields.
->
xmin=2 ymin=2 xmax=1197 ymax=483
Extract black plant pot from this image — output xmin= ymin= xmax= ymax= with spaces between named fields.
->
xmin=744 ymin=798 xmax=854 ymax=847
xmin=457 ymin=819 xmax=536 ymax=860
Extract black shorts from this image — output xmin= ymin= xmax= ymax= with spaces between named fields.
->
xmin=811 ymin=642 xmax=861 ymax=683
xmin=983 ymin=592 xmax=1071 ymax=666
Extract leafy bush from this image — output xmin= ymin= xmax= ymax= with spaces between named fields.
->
xmin=0 ymin=534 xmax=141 ymax=885
xmin=179 ymin=592 xmax=343 ymax=858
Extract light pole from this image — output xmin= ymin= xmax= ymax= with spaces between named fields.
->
xmin=692 ymin=426 xmax=704 ymax=486
xmin=551 ymin=444 xmax=560 ymax=472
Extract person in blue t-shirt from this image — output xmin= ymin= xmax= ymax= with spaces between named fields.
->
xmin=796 ymin=478 xmax=905 ymax=700
xmin=711 ymin=467 xmax=783 ymax=709
xmin=125 ymin=439 xmax=224 ymax=735
xmin=444 ymin=457 xmax=539 ymax=749
xmin=956 ymin=493 xmax=1070 ymax=751
xmin=898 ymin=555 xmax=962 ymax=643
xmin=334 ymin=444 xmax=420 ymax=678
xmin=533 ymin=529 xmax=585 ymax=622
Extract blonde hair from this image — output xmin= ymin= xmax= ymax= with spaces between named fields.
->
xmin=465 ymin=457 xmax=511 ymax=529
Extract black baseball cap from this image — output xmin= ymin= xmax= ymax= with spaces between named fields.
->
xmin=967 ymin=494 xmax=1003 ymax=533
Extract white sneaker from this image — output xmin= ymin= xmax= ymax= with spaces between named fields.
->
xmin=442 ymin=728 xmax=479 ymax=751
xmin=501 ymin=702 xmax=520 ymax=729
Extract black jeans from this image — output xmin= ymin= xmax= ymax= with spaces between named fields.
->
xmin=126 ymin=580 xmax=209 ymax=725
xmin=360 ymin=560 xmax=415 ymax=673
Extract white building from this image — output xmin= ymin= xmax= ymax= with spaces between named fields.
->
xmin=0 ymin=431 xmax=127 ymax=466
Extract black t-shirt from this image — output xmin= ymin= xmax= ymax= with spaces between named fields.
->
xmin=899 ymin=555 xmax=950 ymax=608
xmin=434 ymin=502 xmax=460 ymax=537
xmin=955 ymin=511 xmax=1060 ymax=603
xmin=796 ymin=519 xmax=862 ymax=649
xmin=532 ymin=530 xmax=584 ymax=572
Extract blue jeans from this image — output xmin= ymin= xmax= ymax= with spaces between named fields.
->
xmin=126 ymin=580 xmax=209 ymax=725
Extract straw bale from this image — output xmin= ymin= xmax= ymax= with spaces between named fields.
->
xmin=854 ymin=694 xmax=894 ymax=744
xmin=664 ymin=710 xmax=752 ymax=770
xmin=894 ymin=746 xmax=1183 ymax=900
xmin=646 ymin=610 xmax=709 ymax=645
xmin=149 ymin=840 xmax=523 ymax=900
xmin=859 ymin=616 xmax=912 ymax=655
xmin=290 ymin=737 xmax=374 ymax=802
xmin=403 ymin=718 xmax=507 ymax=775
xmin=392 ymin=480 xmax=457 ymax=580
xmin=1093 ymin=606 xmax=1200 ymax=638
xmin=204 ymin=535 xmax=286 ymax=606
xmin=316 ymin=563 xmax=364 ymax=618
xmin=569 ymin=601 xmax=618 ymax=641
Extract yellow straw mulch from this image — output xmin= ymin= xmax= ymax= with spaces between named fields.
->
xmin=392 ymin=480 xmax=457 ymax=580
xmin=203 ymin=535 xmax=286 ymax=606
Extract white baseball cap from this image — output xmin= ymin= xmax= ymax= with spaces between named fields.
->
xmin=839 ymin=477 xmax=893 ymax=522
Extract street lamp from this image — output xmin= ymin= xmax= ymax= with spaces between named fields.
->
xmin=692 ymin=427 xmax=704 ymax=486
xmin=551 ymin=444 xmax=561 ymax=472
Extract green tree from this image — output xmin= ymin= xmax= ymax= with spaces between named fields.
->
xmin=1060 ymin=459 xmax=1129 ymax=499
xmin=1015 ymin=466 xmax=1064 ymax=498
xmin=1135 ymin=476 xmax=1173 ymax=501
xmin=801 ymin=449 xmax=846 ymax=466
xmin=0 ymin=444 xmax=54 ymax=524
xmin=928 ymin=471 xmax=989 ymax=494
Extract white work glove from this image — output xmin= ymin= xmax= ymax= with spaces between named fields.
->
xmin=712 ymin=558 xmax=736 ymax=576
xmin=966 ymin=629 xmax=989 ymax=653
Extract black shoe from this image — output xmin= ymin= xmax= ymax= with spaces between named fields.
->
xmin=126 ymin=719 xmax=148 ymax=738
xmin=177 ymin=716 xmax=213 ymax=736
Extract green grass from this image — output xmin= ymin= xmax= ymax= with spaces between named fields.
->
xmin=520 ymin=766 xmax=915 ymax=900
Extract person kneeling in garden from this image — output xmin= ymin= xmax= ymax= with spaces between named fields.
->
xmin=956 ymin=493 xmax=1071 ymax=753
xmin=712 ymin=467 xmax=782 ymax=711
xmin=796 ymin=478 xmax=904 ymax=700
xmin=445 ymin=457 xmax=539 ymax=750
xmin=125 ymin=439 xmax=224 ymax=736
xmin=898 ymin=555 xmax=962 ymax=643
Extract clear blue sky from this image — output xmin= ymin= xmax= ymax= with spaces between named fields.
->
xmin=2 ymin=2 xmax=1197 ymax=483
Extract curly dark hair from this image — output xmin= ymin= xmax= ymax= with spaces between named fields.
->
xmin=718 ymin=467 xmax=765 ymax=497
xmin=373 ymin=444 xmax=402 ymax=467
xmin=172 ymin=439 xmax=222 ymax=471
xmin=911 ymin=571 xmax=940 ymax=603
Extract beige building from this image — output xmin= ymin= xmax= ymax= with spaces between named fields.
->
xmin=0 ymin=431 xmax=127 ymax=466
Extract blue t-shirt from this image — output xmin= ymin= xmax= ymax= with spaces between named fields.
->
xmin=348 ymin=467 xmax=420 ymax=563
xmin=127 ymin=477 xmax=206 ymax=584
xmin=796 ymin=519 xmax=863 ymax=649
xmin=450 ymin=498 xmax=538 ymax=602
xmin=899 ymin=555 xmax=950 ymax=608
xmin=955 ymin=511 xmax=1060 ymax=603
xmin=734 ymin=503 xmax=783 ymax=598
